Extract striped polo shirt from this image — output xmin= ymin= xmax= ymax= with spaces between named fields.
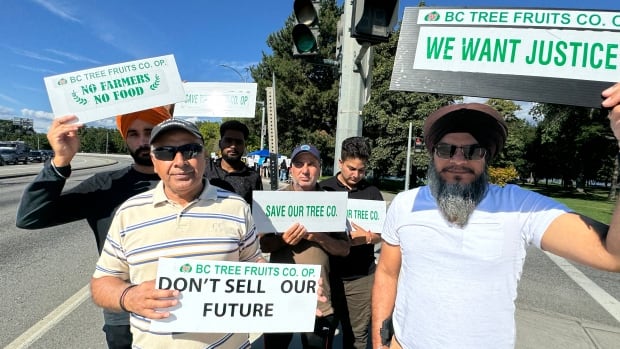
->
xmin=94 ymin=180 xmax=262 ymax=349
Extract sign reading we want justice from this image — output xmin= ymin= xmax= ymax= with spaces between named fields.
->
xmin=391 ymin=8 xmax=620 ymax=108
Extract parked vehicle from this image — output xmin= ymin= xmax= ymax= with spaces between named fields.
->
xmin=28 ymin=150 xmax=45 ymax=162
xmin=0 ymin=147 xmax=18 ymax=165
xmin=0 ymin=141 xmax=29 ymax=164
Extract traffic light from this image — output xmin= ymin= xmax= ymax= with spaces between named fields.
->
xmin=351 ymin=0 xmax=399 ymax=45
xmin=292 ymin=0 xmax=320 ymax=56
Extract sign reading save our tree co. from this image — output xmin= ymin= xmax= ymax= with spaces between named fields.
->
xmin=391 ymin=7 xmax=620 ymax=108
xmin=44 ymin=54 xmax=185 ymax=123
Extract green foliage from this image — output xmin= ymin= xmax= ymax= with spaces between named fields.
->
xmin=488 ymin=166 xmax=518 ymax=186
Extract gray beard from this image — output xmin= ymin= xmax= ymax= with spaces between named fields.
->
xmin=427 ymin=162 xmax=488 ymax=227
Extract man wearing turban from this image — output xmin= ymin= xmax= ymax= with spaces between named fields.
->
xmin=372 ymin=86 xmax=620 ymax=349
xmin=16 ymin=106 xmax=171 ymax=349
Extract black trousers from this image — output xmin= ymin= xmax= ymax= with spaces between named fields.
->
xmin=263 ymin=314 xmax=338 ymax=349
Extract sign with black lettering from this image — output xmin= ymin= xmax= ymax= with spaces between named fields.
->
xmin=150 ymin=258 xmax=321 ymax=333
xmin=391 ymin=7 xmax=620 ymax=107
xmin=44 ymin=54 xmax=184 ymax=123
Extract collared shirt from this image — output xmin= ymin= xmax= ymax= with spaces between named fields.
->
xmin=94 ymin=180 xmax=262 ymax=348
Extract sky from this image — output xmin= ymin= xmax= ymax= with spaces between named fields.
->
xmin=0 ymin=0 xmax=617 ymax=133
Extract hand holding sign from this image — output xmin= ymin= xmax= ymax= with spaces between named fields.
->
xmin=121 ymin=279 xmax=180 ymax=320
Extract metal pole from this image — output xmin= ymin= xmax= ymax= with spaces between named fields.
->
xmin=333 ymin=0 xmax=371 ymax=175
xmin=405 ymin=122 xmax=412 ymax=190
xmin=260 ymin=102 xmax=266 ymax=149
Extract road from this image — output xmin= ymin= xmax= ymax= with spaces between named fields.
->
xmin=1 ymin=155 xmax=620 ymax=348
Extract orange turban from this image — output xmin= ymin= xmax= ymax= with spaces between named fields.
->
xmin=115 ymin=106 xmax=171 ymax=139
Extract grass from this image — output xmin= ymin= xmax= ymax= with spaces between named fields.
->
xmin=524 ymin=184 xmax=615 ymax=224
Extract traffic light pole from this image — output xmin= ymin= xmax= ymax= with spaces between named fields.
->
xmin=332 ymin=0 xmax=372 ymax=175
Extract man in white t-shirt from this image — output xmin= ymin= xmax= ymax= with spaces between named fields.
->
xmin=371 ymin=83 xmax=620 ymax=349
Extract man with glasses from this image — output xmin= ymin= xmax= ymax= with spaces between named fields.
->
xmin=91 ymin=118 xmax=264 ymax=348
xmin=206 ymin=120 xmax=262 ymax=204
xmin=372 ymin=90 xmax=620 ymax=349
xmin=16 ymin=106 xmax=171 ymax=349
xmin=260 ymin=144 xmax=350 ymax=349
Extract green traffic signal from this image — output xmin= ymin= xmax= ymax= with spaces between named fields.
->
xmin=292 ymin=0 xmax=320 ymax=56
xmin=292 ymin=24 xmax=318 ymax=53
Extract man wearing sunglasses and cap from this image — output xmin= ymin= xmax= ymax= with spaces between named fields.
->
xmin=90 ymin=118 xmax=264 ymax=348
xmin=372 ymin=83 xmax=620 ymax=349
xmin=16 ymin=106 xmax=171 ymax=348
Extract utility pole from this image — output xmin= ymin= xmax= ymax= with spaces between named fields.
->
xmin=332 ymin=0 xmax=371 ymax=174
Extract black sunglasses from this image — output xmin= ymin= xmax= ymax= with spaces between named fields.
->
xmin=152 ymin=143 xmax=203 ymax=161
xmin=434 ymin=143 xmax=486 ymax=160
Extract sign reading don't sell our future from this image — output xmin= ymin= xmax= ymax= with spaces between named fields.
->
xmin=391 ymin=7 xmax=620 ymax=108
xmin=44 ymin=54 xmax=185 ymax=123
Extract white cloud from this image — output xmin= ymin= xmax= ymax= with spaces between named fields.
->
xmin=31 ymin=0 xmax=81 ymax=23
xmin=45 ymin=49 xmax=101 ymax=65
xmin=0 ymin=94 xmax=21 ymax=105
xmin=10 ymin=47 xmax=65 ymax=64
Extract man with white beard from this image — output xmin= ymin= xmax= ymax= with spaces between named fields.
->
xmin=371 ymin=84 xmax=620 ymax=349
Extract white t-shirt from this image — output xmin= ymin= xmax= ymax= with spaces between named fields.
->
xmin=382 ymin=184 xmax=569 ymax=349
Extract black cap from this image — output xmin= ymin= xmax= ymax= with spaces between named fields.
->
xmin=149 ymin=118 xmax=204 ymax=144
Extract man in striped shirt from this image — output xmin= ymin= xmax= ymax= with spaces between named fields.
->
xmin=91 ymin=118 xmax=264 ymax=348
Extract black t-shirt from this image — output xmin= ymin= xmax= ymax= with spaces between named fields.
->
xmin=320 ymin=174 xmax=384 ymax=279
xmin=205 ymin=158 xmax=263 ymax=204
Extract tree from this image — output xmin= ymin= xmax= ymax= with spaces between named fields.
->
xmin=249 ymin=0 xmax=341 ymax=165
xmin=530 ymin=104 xmax=615 ymax=190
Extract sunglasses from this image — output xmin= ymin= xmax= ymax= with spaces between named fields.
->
xmin=434 ymin=143 xmax=487 ymax=160
xmin=152 ymin=143 xmax=203 ymax=161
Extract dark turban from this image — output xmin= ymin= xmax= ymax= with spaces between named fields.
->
xmin=115 ymin=106 xmax=171 ymax=139
xmin=423 ymin=103 xmax=508 ymax=161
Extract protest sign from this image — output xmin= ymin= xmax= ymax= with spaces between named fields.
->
xmin=150 ymin=258 xmax=320 ymax=333
xmin=44 ymin=54 xmax=184 ymax=123
xmin=391 ymin=7 xmax=620 ymax=107
xmin=346 ymin=199 xmax=386 ymax=234
xmin=252 ymin=191 xmax=348 ymax=233
xmin=173 ymin=82 xmax=258 ymax=118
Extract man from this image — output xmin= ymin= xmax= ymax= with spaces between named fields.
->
xmin=90 ymin=118 xmax=264 ymax=348
xmin=371 ymin=85 xmax=620 ymax=349
xmin=16 ymin=106 xmax=171 ymax=349
xmin=205 ymin=120 xmax=262 ymax=204
xmin=321 ymin=136 xmax=383 ymax=349
xmin=260 ymin=144 xmax=351 ymax=349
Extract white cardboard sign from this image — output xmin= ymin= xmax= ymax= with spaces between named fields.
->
xmin=173 ymin=82 xmax=258 ymax=118
xmin=346 ymin=199 xmax=386 ymax=234
xmin=44 ymin=54 xmax=185 ymax=123
xmin=150 ymin=258 xmax=321 ymax=333
xmin=252 ymin=191 xmax=348 ymax=233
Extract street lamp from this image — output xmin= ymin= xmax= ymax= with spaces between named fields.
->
xmin=218 ymin=64 xmax=248 ymax=83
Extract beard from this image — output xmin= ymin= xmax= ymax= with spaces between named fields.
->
xmin=427 ymin=161 xmax=488 ymax=227
xmin=221 ymin=151 xmax=243 ymax=165
xmin=129 ymin=145 xmax=153 ymax=167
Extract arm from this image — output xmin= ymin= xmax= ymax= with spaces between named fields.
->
xmin=305 ymin=231 xmax=350 ymax=256
xmin=541 ymin=84 xmax=620 ymax=271
xmin=16 ymin=115 xmax=82 ymax=229
xmin=90 ymin=277 xmax=179 ymax=319
xmin=259 ymin=222 xmax=307 ymax=253
xmin=371 ymin=241 xmax=401 ymax=349
xmin=349 ymin=221 xmax=382 ymax=246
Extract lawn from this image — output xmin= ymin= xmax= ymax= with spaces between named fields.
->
xmin=521 ymin=184 xmax=614 ymax=224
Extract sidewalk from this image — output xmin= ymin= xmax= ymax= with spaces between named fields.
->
xmin=261 ymin=177 xmax=620 ymax=349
